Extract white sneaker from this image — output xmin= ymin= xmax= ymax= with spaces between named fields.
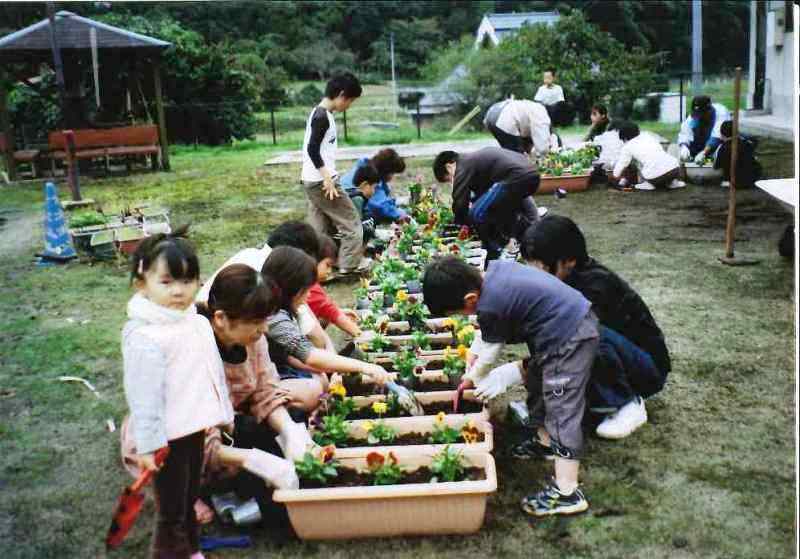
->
xmin=339 ymin=257 xmax=373 ymax=275
xmin=595 ymin=397 xmax=647 ymax=439
xmin=634 ymin=181 xmax=656 ymax=191
xmin=538 ymin=206 xmax=549 ymax=217
xmin=668 ymin=179 xmax=686 ymax=190
xmin=721 ymin=180 xmax=731 ymax=188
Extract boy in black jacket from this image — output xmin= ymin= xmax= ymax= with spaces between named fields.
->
xmin=713 ymin=120 xmax=761 ymax=188
xmin=520 ymin=215 xmax=670 ymax=439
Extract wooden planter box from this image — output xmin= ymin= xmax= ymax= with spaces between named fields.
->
xmin=273 ymin=452 xmax=497 ymax=540
xmin=373 ymin=316 xmax=479 ymax=335
xmin=358 ymin=331 xmax=454 ymax=350
xmin=328 ymin=414 xmax=494 ymax=458
xmin=537 ymin=172 xmax=592 ymax=194
xmin=343 ymin=369 xmax=460 ymax=396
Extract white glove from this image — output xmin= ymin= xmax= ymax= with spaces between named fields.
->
xmin=276 ymin=421 xmax=316 ymax=462
xmin=474 ymin=362 xmax=523 ymax=401
xmin=463 ymin=331 xmax=503 ymax=384
xmin=693 ymin=150 xmax=706 ymax=165
xmin=242 ymin=449 xmax=299 ymax=490
xmin=679 ymin=145 xmax=691 ymax=161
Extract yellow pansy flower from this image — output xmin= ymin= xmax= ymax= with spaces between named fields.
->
xmin=443 ymin=346 xmax=452 ymax=358
xmin=372 ymin=401 xmax=388 ymax=415
xmin=456 ymin=344 xmax=468 ymax=359
xmin=435 ymin=411 xmax=446 ymax=424
xmin=395 ymin=290 xmax=409 ymax=302
xmin=457 ymin=325 xmax=475 ymax=341
xmin=363 ymin=420 xmax=375 ymax=432
xmin=328 ymin=383 xmax=347 ymax=398
xmin=442 ymin=318 xmax=455 ymax=329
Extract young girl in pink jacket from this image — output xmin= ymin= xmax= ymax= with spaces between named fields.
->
xmin=122 ymin=230 xmax=234 ymax=559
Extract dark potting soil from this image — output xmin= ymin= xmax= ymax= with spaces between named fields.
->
xmin=299 ymin=466 xmax=486 ymax=489
xmin=345 ymin=399 xmax=484 ymax=420
xmin=337 ymin=430 xmax=486 ymax=448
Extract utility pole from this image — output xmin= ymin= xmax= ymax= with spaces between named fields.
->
xmin=46 ymin=3 xmax=68 ymax=118
xmin=390 ymin=32 xmax=397 ymax=122
xmin=691 ymin=0 xmax=703 ymax=94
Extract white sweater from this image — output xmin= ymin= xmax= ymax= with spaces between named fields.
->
xmin=493 ymin=100 xmax=552 ymax=156
xmin=122 ymin=294 xmax=234 ymax=454
xmin=534 ymin=84 xmax=564 ymax=106
xmin=613 ymin=134 xmax=679 ymax=181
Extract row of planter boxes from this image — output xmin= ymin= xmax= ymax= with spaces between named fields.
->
xmin=285 ymin=216 xmax=496 ymax=539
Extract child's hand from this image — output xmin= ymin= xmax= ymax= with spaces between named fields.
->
xmin=134 ymin=452 xmax=161 ymax=473
xmin=343 ymin=309 xmax=360 ymax=322
xmin=322 ymin=177 xmax=340 ymax=200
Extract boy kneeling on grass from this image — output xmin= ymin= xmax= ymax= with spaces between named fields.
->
xmin=423 ymin=256 xmax=598 ymax=516
xmin=613 ymin=121 xmax=686 ymax=192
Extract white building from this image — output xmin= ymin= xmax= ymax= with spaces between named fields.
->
xmin=474 ymin=11 xmax=561 ymax=48
xmin=742 ymin=1 xmax=796 ymax=142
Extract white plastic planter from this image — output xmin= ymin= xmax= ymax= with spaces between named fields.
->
xmin=330 ymin=414 xmax=494 ymax=458
xmin=274 ymin=452 xmax=497 ymax=540
xmin=349 ymin=390 xmax=488 ymax=422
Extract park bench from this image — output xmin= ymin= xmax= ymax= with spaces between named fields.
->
xmin=0 ymin=132 xmax=41 ymax=177
xmin=48 ymin=124 xmax=162 ymax=174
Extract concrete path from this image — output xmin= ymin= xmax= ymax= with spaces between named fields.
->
xmin=263 ymin=135 xmax=584 ymax=165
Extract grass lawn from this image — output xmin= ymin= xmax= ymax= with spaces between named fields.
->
xmin=0 ymin=136 xmax=795 ymax=558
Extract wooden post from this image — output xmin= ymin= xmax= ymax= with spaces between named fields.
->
xmin=270 ymin=107 xmax=277 ymax=145
xmin=0 ymin=83 xmax=16 ymax=180
xmin=152 ymin=59 xmax=170 ymax=171
xmin=64 ymin=130 xmax=82 ymax=201
xmin=720 ymin=67 xmax=759 ymax=266
xmin=723 ymin=68 xmax=742 ymax=259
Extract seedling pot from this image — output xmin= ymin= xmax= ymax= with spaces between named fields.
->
xmin=274 ymin=452 xmax=496 ymax=540
xmin=537 ymin=172 xmax=592 ymax=194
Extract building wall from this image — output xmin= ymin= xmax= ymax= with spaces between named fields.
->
xmin=765 ymin=30 xmax=795 ymax=119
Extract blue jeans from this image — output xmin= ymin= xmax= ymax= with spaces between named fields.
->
xmin=469 ymin=181 xmax=539 ymax=262
xmin=588 ymin=326 xmax=665 ymax=409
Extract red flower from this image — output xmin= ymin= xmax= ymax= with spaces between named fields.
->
xmin=320 ymin=445 xmax=336 ymax=463
xmin=450 ymin=244 xmax=461 ymax=254
xmin=366 ymin=451 xmax=385 ymax=470
xmin=458 ymin=225 xmax=470 ymax=241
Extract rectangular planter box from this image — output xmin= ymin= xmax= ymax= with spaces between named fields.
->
xmin=537 ymin=173 xmax=591 ymax=194
xmin=329 ymin=414 xmax=494 ymax=458
xmin=274 ymin=452 xmax=497 ymax=540
xmin=349 ymin=390 xmax=488 ymax=422
xmin=376 ymin=316 xmax=479 ymax=335
xmin=358 ymin=331 xmax=454 ymax=350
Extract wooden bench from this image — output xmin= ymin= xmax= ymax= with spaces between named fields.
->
xmin=48 ymin=125 xmax=162 ymax=173
xmin=0 ymin=132 xmax=41 ymax=177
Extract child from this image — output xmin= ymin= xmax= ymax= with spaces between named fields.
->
xmin=346 ymin=163 xmax=378 ymax=244
xmin=677 ymin=95 xmax=731 ymax=162
xmin=263 ymin=246 xmax=389 ymax=407
xmin=121 ymin=229 xmax=234 ymax=558
xmin=307 ymin=234 xmax=363 ymax=338
xmin=534 ymin=68 xmax=572 ymax=127
xmin=520 ymin=216 xmax=670 ymax=438
xmin=613 ymin=121 xmax=686 ymax=191
xmin=342 ymin=148 xmax=408 ymax=224
xmin=584 ymin=103 xmax=610 ymax=142
xmin=423 ymin=256 xmax=598 ymax=517
xmin=433 ymin=147 xmax=542 ymax=262
xmin=713 ymin=120 xmax=761 ymax=188
xmin=301 ymin=72 xmax=370 ymax=274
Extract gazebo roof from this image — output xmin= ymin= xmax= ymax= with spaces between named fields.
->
xmin=0 ymin=10 xmax=170 ymax=56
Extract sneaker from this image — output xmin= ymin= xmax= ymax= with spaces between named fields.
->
xmin=500 ymin=239 xmax=520 ymax=261
xmin=511 ymin=432 xmax=555 ymax=460
xmin=720 ymin=180 xmax=731 ymax=188
xmin=538 ymin=206 xmax=549 ymax=217
xmin=634 ymin=181 xmax=656 ymax=191
xmin=595 ymin=397 xmax=647 ymax=439
xmin=521 ymin=480 xmax=589 ymax=517
xmin=668 ymin=179 xmax=687 ymax=190
xmin=338 ymin=257 xmax=373 ymax=276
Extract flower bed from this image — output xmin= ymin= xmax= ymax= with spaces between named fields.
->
xmin=322 ymin=413 xmax=493 ymax=458
xmin=275 ymin=450 xmax=497 ymax=539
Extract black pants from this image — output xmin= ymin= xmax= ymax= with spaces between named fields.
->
xmin=487 ymin=123 xmax=532 ymax=154
xmin=152 ymin=431 xmax=205 ymax=559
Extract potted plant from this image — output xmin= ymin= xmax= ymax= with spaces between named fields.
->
xmin=393 ymin=291 xmax=430 ymax=330
xmin=443 ymin=345 xmax=467 ymax=387
xmin=391 ymin=348 xmax=424 ymax=389
xmin=275 ymin=448 xmax=497 ymax=539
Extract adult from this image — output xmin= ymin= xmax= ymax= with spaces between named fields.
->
xmin=483 ymin=98 xmax=552 ymax=157
xmin=433 ymin=147 xmax=541 ymax=261
xmin=340 ymin=148 xmax=409 ymax=223
xmin=677 ymin=95 xmax=731 ymax=163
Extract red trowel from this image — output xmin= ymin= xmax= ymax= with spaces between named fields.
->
xmin=105 ymin=446 xmax=170 ymax=550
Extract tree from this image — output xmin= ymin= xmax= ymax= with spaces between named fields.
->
xmin=455 ymin=11 xmax=660 ymax=123
xmin=369 ymin=18 xmax=445 ymax=79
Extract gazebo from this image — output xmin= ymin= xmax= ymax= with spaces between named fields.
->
xmin=0 ymin=10 xmax=172 ymax=179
